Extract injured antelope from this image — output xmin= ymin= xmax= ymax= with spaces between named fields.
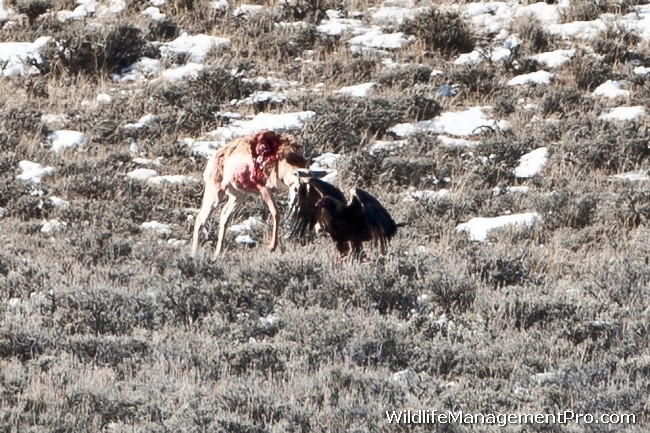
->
xmin=191 ymin=130 xmax=310 ymax=259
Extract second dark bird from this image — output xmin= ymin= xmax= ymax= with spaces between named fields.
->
xmin=287 ymin=177 xmax=405 ymax=259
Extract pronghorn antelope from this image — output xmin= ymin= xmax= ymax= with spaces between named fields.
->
xmin=191 ymin=130 xmax=309 ymax=259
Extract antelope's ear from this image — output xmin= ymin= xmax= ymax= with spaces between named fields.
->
xmin=286 ymin=152 xmax=308 ymax=168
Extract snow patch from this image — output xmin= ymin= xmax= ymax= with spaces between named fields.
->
xmin=127 ymin=168 xmax=158 ymax=181
xmin=161 ymin=62 xmax=204 ymax=81
xmin=41 ymin=219 xmax=67 ymax=234
xmin=228 ymin=217 xmax=266 ymax=234
xmin=390 ymin=106 xmax=510 ymax=137
xmin=215 ymin=111 xmax=315 ymax=141
xmin=142 ymin=6 xmax=165 ymax=21
xmin=160 ymin=33 xmax=230 ymax=63
xmin=507 ymin=70 xmax=553 ymax=86
xmin=125 ymin=114 xmax=157 ymax=129
xmin=404 ymin=188 xmax=451 ymax=202
xmin=593 ymin=80 xmax=630 ymax=98
xmin=530 ymin=49 xmax=575 ymax=68
xmin=599 ymin=106 xmax=645 ymax=121
xmin=457 ymin=212 xmax=541 ymax=242
xmin=17 ymin=161 xmax=54 ymax=183
xmin=335 ymin=82 xmax=376 ymax=97
xmin=50 ymin=196 xmax=70 ymax=207
xmin=0 ymin=37 xmax=52 ymax=77
xmin=142 ymin=221 xmax=172 ymax=236
xmin=610 ymin=170 xmax=649 ymax=182
xmin=183 ymin=138 xmax=224 ymax=157
xmin=147 ymin=175 xmax=196 ymax=185
xmin=515 ymin=147 xmax=548 ymax=178
xmin=235 ymin=235 xmax=255 ymax=245
xmin=48 ymin=130 xmax=87 ymax=152
xmin=368 ymin=139 xmax=408 ymax=156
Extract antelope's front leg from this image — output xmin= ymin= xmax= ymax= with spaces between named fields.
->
xmin=214 ymin=192 xmax=238 ymax=259
xmin=259 ymin=186 xmax=279 ymax=252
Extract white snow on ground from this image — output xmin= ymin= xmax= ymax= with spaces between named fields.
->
xmin=235 ymin=235 xmax=255 ymax=245
xmin=0 ymin=37 xmax=51 ymax=77
xmin=507 ymin=70 xmax=553 ymax=86
xmin=234 ymin=91 xmax=287 ymax=106
xmin=599 ymin=106 xmax=646 ymax=121
xmin=233 ymin=4 xmax=264 ymax=17
xmin=347 ymin=30 xmax=414 ymax=50
xmin=127 ymin=168 xmax=158 ymax=181
xmin=316 ymin=10 xmax=415 ymax=52
xmin=457 ymin=212 xmax=541 ymax=242
xmin=112 ymin=57 xmax=160 ymax=82
xmin=316 ymin=10 xmax=367 ymax=36
xmin=41 ymin=114 xmax=67 ymax=126
xmin=211 ymin=0 xmax=228 ymax=11
xmin=227 ymin=217 xmax=265 ymax=234
xmin=370 ymin=2 xmax=429 ymax=25
xmin=593 ymin=80 xmax=630 ymax=98
xmin=142 ymin=6 xmax=165 ymax=21
xmin=403 ymin=188 xmax=450 ymax=202
xmin=310 ymin=152 xmax=341 ymax=184
xmin=368 ymin=139 xmax=408 ymax=156
xmin=214 ymin=111 xmax=315 ymax=141
xmin=531 ymin=371 xmax=565 ymax=386
xmin=57 ymin=0 xmax=126 ymax=21
xmin=311 ymin=152 xmax=341 ymax=169
xmin=141 ymin=221 xmax=172 ymax=236
xmin=160 ymin=33 xmax=230 ymax=63
xmin=147 ymin=175 xmax=196 ymax=185
xmin=251 ymin=76 xmax=299 ymax=89
xmin=50 ymin=196 xmax=70 ymax=207
xmin=454 ymin=47 xmax=511 ymax=65
xmin=548 ymin=20 xmax=607 ymax=40
xmin=610 ymin=170 xmax=649 ymax=182
xmin=125 ymin=114 xmax=157 ymax=129
xmin=515 ymin=147 xmax=548 ymax=178
xmin=41 ymin=219 xmax=67 ymax=234
xmin=390 ymin=106 xmax=510 ymax=138
xmin=133 ymin=157 xmax=162 ymax=166
xmin=493 ymin=185 xmax=530 ymax=195
xmin=635 ymin=66 xmax=650 ymax=75
xmin=530 ymin=49 xmax=575 ymax=68
xmin=96 ymin=93 xmax=112 ymax=104
xmin=0 ymin=0 xmax=9 ymax=20
xmin=161 ymin=63 xmax=204 ymax=81
xmin=437 ymin=135 xmax=480 ymax=148
xmin=17 ymin=161 xmax=54 ymax=183
xmin=183 ymin=138 xmax=223 ymax=157
xmin=48 ymin=130 xmax=87 ymax=152
xmin=335 ymin=82 xmax=376 ymax=97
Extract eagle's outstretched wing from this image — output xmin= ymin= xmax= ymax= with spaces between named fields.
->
xmin=351 ymin=188 xmax=399 ymax=253
xmin=286 ymin=178 xmax=346 ymax=241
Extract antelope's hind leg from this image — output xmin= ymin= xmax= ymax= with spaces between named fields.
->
xmin=191 ymin=184 xmax=221 ymax=257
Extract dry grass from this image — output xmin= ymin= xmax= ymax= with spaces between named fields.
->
xmin=0 ymin=0 xmax=649 ymax=432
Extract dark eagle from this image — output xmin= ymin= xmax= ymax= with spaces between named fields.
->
xmin=287 ymin=177 xmax=404 ymax=259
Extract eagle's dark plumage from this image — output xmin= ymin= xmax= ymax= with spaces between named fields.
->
xmin=287 ymin=178 xmax=404 ymax=258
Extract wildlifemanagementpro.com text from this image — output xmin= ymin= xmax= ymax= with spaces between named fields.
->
xmin=385 ymin=410 xmax=637 ymax=427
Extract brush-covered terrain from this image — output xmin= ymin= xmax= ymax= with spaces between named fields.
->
xmin=0 ymin=0 xmax=649 ymax=431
